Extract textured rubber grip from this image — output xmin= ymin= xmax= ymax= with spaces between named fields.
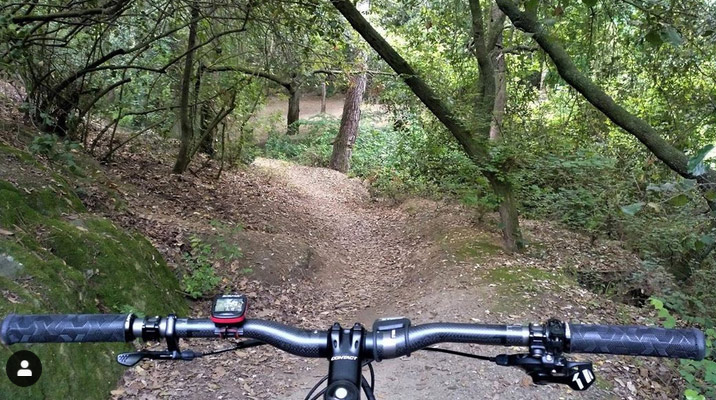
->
xmin=0 ymin=314 xmax=131 ymax=345
xmin=569 ymin=324 xmax=705 ymax=360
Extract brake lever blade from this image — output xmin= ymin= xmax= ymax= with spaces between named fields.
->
xmin=117 ymin=352 xmax=146 ymax=367
xmin=117 ymin=350 xmax=200 ymax=366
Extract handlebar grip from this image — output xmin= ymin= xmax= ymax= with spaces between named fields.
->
xmin=1 ymin=314 xmax=132 ymax=345
xmin=569 ymin=324 xmax=705 ymax=360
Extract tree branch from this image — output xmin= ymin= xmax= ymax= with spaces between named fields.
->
xmin=502 ymin=45 xmax=539 ymax=54
xmin=495 ymin=0 xmax=716 ymax=194
xmin=77 ymin=77 xmax=131 ymax=121
xmin=10 ymin=0 xmax=126 ymax=24
xmin=205 ymin=65 xmax=291 ymax=89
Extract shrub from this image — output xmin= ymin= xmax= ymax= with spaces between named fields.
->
xmin=651 ymin=299 xmax=715 ymax=399
xmin=182 ymin=234 xmax=221 ymax=299
xmin=30 ymin=133 xmax=81 ymax=172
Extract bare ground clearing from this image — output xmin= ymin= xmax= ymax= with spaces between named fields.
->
xmin=250 ymin=94 xmax=387 ymax=144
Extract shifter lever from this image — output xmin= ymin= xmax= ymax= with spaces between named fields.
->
xmin=495 ymin=353 xmax=596 ymax=391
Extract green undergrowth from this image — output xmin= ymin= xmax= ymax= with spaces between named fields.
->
xmin=0 ymin=145 xmax=187 ymax=399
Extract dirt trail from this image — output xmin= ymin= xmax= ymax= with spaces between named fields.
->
xmin=110 ymin=156 xmax=673 ymax=400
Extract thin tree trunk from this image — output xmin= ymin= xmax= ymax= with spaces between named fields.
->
xmin=330 ymin=70 xmax=368 ymax=172
xmin=172 ymin=3 xmax=199 ymax=174
xmin=287 ymin=86 xmax=300 ymax=135
xmin=320 ymin=81 xmax=327 ymax=114
xmin=490 ymin=177 xmax=520 ymax=251
xmin=538 ymin=59 xmax=548 ymax=102
xmin=199 ymin=101 xmax=215 ymax=156
xmin=489 ymin=56 xmax=506 ymax=140
xmin=216 ymin=121 xmax=227 ymax=179
xmin=473 ymin=1 xmax=522 ymax=251
xmin=489 ymin=6 xmax=506 ymax=140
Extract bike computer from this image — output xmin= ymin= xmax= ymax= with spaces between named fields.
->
xmin=210 ymin=294 xmax=247 ymax=325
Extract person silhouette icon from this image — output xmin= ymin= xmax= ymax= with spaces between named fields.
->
xmin=17 ymin=360 xmax=32 ymax=377
xmin=6 ymin=349 xmax=42 ymax=386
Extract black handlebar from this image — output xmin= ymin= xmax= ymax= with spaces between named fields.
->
xmin=569 ymin=324 xmax=705 ymax=359
xmin=0 ymin=314 xmax=706 ymax=361
xmin=241 ymin=320 xmax=328 ymax=357
xmin=0 ymin=314 xmax=132 ymax=344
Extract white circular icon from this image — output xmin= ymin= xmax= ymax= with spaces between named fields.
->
xmin=18 ymin=360 xmax=33 ymax=377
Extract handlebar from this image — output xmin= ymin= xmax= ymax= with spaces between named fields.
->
xmin=0 ymin=314 xmax=132 ymax=344
xmin=1 ymin=314 xmax=706 ymax=361
xmin=569 ymin=324 xmax=706 ymax=359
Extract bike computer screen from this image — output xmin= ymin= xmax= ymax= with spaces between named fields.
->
xmin=211 ymin=294 xmax=247 ymax=325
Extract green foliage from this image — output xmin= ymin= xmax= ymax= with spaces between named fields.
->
xmin=650 ymin=298 xmax=677 ymax=328
xmin=651 ymin=299 xmax=716 ymax=399
xmin=181 ymin=230 xmax=244 ymax=298
xmin=620 ymin=202 xmax=644 ymax=216
xmin=30 ymin=134 xmax=81 ymax=172
xmin=182 ymin=234 xmax=221 ymax=299
xmin=182 ymin=262 xmax=221 ymax=299
xmin=516 ymin=151 xmax=625 ymax=235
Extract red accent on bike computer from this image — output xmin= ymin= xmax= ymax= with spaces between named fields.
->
xmin=210 ymin=294 xmax=247 ymax=325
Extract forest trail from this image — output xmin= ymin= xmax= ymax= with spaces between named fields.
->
xmin=110 ymin=155 xmax=667 ymax=400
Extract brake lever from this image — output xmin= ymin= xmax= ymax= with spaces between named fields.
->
xmin=117 ymin=350 xmax=201 ymax=367
xmin=495 ymin=353 xmax=596 ymax=391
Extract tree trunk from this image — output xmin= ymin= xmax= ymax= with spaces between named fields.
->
xmin=489 ymin=6 xmax=506 ymax=140
xmin=330 ymin=71 xmax=368 ymax=173
xmin=538 ymin=60 xmax=548 ymax=103
xmin=489 ymin=54 xmax=506 ymax=140
xmin=482 ymin=5 xmax=521 ymax=250
xmin=490 ymin=177 xmax=521 ymax=251
xmin=320 ymin=81 xmax=327 ymax=114
xmin=172 ymin=3 xmax=199 ymax=174
xmin=199 ymin=101 xmax=215 ymax=156
xmin=287 ymin=86 xmax=300 ymax=135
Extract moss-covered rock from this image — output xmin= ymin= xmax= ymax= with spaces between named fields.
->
xmin=0 ymin=146 xmax=187 ymax=399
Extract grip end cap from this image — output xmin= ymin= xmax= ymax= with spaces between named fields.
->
xmin=1 ymin=314 xmax=17 ymax=345
xmin=692 ymin=328 xmax=706 ymax=361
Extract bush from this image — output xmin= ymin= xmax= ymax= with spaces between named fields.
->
xmin=652 ymin=299 xmax=715 ymax=399
xmin=181 ymin=228 xmax=245 ymax=298
xmin=182 ymin=234 xmax=222 ymax=299
xmin=515 ymin=152 xmax=628 ymax=236
xmin=30 ymin=133 xmax=81 ymax=172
